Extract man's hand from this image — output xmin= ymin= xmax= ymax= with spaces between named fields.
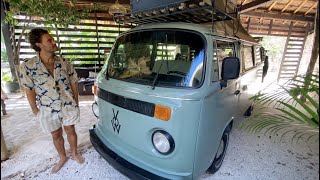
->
xmin=70 ymin=82 xmax=79 ymax=106
xmin=25 ymin=88 xmax=39 ymax=116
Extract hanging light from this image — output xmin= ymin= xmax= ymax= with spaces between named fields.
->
xmin=109 ymin=0 xmax=127 ymax=15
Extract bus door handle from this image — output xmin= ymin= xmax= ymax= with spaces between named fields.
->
xmin=234 ymin=90 xmax=241 ymax=95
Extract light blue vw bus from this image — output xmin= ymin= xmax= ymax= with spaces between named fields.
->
xmin=90 ymin=21 xmax=265 ymax=179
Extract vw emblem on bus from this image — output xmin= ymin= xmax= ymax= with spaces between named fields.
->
xmin=111 ymin=109 xmax=121 ymax=134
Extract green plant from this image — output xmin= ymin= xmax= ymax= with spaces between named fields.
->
xmin=1 ymin=71 xmax=14 ymax=82
xmin=1 ymin=48 xmax=8 ymax=62
xmin=240 ymin=73 xmax=319 ymax=143
xmin=1 ymin=30 xmax=8 ymax=62
xmin=3 ymin=0 xmax=93 ymax=93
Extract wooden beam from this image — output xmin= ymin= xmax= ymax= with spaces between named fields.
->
xmin=268 ymin=19 xmax=273 ymax=34
xmin=76 ymin=0 xmax=130 ymax=4
xmin=268 ymin=1 xmax=277 ymax=11
xmin=294 ymin=0 xmax=308 ymax=14
xmin=239 ymin=0 xmax=274 ymax=13
xmin=305 ymin=1 xmax=318 ymax=15
xmin=247 ymin=17 xmax=251 ymax=31
xmin=305 ymin=5 xmax=318 ymax=75
xmin=241 ymin=11 xmax=314 ymax=22
xmin=281 ymin=0 xmax=294 ymax=12
xmin=1 ymin=1 xmax=18 ymax=81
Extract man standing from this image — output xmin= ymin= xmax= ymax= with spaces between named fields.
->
xmin=19 ymin=28 xmax=84 ymax=173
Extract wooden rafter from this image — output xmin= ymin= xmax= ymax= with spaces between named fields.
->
xmin=242 ymin=11 xmax=314 ymax=22
xmin=281 ymin=0 xmax=294 ymax=12
xmin=294 ymin=0 xmax=308 ymax=14
xmin=268 ymin=1 xmax=277 ymax=11
xmin=239 ymin=0 xmax=275 ymax=13
xmin=305 ymin=1 xmax=318 ymax=15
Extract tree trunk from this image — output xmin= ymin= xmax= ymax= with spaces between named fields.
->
xmin=13 ymin=16 xmax=32 ymax=97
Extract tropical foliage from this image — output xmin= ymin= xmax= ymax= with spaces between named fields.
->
xmin=3 ymin=0 xmax=92 ymax=92
xmin=4 ymin=0 xmax=91 ymax=27
xmin=1 ymin=71 xmax=14 ymax=82
xmin=241 ymin=73 xmax=319 ymax=143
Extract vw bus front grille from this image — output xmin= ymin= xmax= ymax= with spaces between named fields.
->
xmin=97 ymin=88 xmax=155 ymax=117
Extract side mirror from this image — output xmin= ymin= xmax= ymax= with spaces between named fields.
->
xmin=220 ymin=57 xmax=240 ymax=88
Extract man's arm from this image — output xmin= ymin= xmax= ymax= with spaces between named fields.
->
xmin=25 ymin=88 xmax=39 ymax=115
xmin=71 ymin=82 xmax=79 ymax=106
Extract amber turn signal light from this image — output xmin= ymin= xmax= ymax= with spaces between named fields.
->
xmin=154 ymin=105 xmax=171 ymax=121
xmin=92 ymin=84 xmax=97 ymax=95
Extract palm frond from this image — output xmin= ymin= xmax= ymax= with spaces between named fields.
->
xmin=241 ymin=73 xmax=319 ymax=143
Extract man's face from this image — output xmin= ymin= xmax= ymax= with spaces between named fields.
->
xmin=36 ymin=33 xmax=58 ymax=53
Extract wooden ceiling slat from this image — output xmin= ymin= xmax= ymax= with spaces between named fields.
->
xmin=281 ymin=0 xmax=294 ymax=12
xmin=294 ymin=0 xmax=308 ymax=13
xmin=268 ymin=1 xmax=277 ymax=11
xmin=305 ymin=1 xmax=318 ymax=15
xmin=239 ymin=0 xmax=275 ymax=13
xmin=241 ymin=11 xmax=314 ymax=22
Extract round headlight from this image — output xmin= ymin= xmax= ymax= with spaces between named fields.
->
xmin=152 ymin=130 xmax=175 ymax=155
xmin=92 ymin=101 xmax=99 ymax=118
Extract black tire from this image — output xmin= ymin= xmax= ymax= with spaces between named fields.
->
xmin=208 ymin=130 xmax=230 ymax=174
xmin=244 ymin=104 xmax=254 ymax=117
xmin=92 ymin=101 xmax=99 ymax=118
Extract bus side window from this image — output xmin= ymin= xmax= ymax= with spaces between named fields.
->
xmin=242 ymin=45 xmax=254 ymax=71
xmin=216 ymin=40 xmax=235 ymax=80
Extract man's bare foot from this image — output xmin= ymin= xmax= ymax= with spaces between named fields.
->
xmin=51 ymin=157 xmax=68 ymax=174
xmin=71 ymin=153 xmax=85 ymax=164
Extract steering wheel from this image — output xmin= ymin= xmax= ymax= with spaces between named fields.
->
xmin=167 ymin=71 xmax=187 ymax=76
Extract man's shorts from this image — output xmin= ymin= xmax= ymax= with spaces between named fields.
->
xmin=37 ymin=106 xmax=80 ymax=133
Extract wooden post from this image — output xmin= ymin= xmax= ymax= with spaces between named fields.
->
xmin=305 ymin=4 xmax=319 ymax=75
xmin=301 ymin=4 xmax=319 ymax=101
xmin=1 ymin=125 xmax=8 ymax=161
xmin=1 ymin=0 xmax=17 ymax=81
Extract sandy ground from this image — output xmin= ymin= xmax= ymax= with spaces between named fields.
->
xmin=1 ymin=93 xmax=319 ymax=180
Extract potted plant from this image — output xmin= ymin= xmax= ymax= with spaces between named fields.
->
xmin=1 ymin=71 xmax=19 ymax=93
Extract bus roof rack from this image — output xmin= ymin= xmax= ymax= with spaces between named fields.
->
xmin=114 ymin=0 xmax=238 ymax=25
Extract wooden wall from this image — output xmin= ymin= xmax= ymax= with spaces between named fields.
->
xmin=13 ymin=10 xmax=132 ymax=77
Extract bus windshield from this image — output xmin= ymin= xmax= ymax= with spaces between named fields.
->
xmin=106 ymin=30 xmax=206 ymax=88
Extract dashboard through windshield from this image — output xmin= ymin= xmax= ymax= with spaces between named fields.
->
xmin=106 ymin=30 xmax=206 ymax=88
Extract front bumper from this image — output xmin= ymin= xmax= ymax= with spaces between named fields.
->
xmin=89 ymin=127 xmax=169 ymax=180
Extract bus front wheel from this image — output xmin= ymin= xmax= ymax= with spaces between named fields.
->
xmin=207 ymin=129 xmax=230 ymax=174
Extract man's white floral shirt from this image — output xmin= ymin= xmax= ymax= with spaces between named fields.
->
xmin=19 ymin=55 xmax=79 ymax=113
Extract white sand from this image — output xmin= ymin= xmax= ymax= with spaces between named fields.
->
xmin=1 ymin=94 xmax=319 ymax=180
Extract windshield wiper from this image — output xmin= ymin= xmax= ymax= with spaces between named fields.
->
xmin=151 ymin=34 xmax=168 ymax=90
xmin=151 ymin=62 xmax=163 ymax=90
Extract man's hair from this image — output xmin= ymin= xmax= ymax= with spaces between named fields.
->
xmin=28 ymin=28 xmax=49 ymax=52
